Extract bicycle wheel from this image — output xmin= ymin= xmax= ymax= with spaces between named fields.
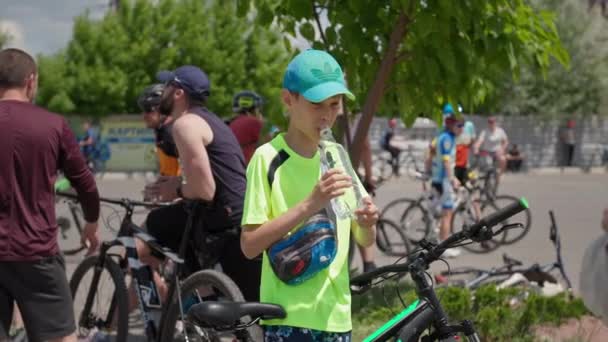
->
xmin=481 ymin=195 xmax=532 ymax=245
xmin=56 ymin=202 xmax=86 ymax=256
xmin=160 ymin=269 xmax=258 ymax=342
xmin=484 ymin=170 xmax=499 ymax=196
xmin=70 ymin=255 xmax=129 ymax=342
xmin=372 ymin=155 xmax=393 ymax=181
xmin=376 ymin=219 xmax=412 ymax=257
xmin=382 ymin=198 xmax=431 ymax=244
xmin=451 ymin=202 xmax=504 ymax=254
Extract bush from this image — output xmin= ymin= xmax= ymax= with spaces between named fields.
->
xmin=352 ymin=282 xmax=588 ymax=341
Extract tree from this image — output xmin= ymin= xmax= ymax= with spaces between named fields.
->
xmin=36 ymin=0 xmax=291 ymax=120
xmin=487 ymin=0 xmax=608 ymax=116
xmin=243 ymin=0 xmax=569 ymax=167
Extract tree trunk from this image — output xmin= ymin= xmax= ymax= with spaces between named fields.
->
xmin=349 ymin=10 xmax=411 ymax=168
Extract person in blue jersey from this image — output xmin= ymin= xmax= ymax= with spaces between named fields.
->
xmin=430 ymin=115 xmax=464 ymax=258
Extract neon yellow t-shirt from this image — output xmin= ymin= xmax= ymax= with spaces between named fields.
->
xmin=241 ymin=133 xmax=366 ymax=332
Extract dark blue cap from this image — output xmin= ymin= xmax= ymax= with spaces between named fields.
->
xmin=156 ymin=65 xmax=210 ymax=99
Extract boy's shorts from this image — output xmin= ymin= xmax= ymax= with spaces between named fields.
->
xmin=431 ymin=178 xmax=455 ymax=210
xmin=264 ymin=325 xmax=351 ymax=342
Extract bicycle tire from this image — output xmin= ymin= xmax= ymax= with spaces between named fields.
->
xmin=450 ymin=202 xmax=504 ymax=254
xmin=160 ymin=269 xmax=259 ymax=342
xmin=373 ymin=155 xmax=394 ymax=181
xmin=376 ymin=219 xmax=412 ymax=257
xmin=70 ymin=255 xmax=129 ymax=342
xmin=57 ymin=202 xmax=86 ymax=256
xmin=481 ymin=195 xmax=532 ymax=245
xmin=381 ymin=198 xmax=431 ymax=244
xmin=440 ymin=267 xmax=487 ymax=277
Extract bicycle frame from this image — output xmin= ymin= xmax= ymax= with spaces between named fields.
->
xmin=360 ymin=256 xmax=480 ymax=342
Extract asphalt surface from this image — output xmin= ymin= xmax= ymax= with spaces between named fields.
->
xmin=57 ymin=171 xmax=608 ymax=340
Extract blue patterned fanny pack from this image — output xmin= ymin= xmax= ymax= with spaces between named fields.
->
xmin=267 ymin=212 xmax=337 ymax=285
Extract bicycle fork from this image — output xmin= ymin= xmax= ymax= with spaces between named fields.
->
xmin=411 ymin=263 xmax=481 ymax=342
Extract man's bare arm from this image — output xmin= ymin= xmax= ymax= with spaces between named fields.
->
xmin=173 ymin=114 xmax=216 ymax=201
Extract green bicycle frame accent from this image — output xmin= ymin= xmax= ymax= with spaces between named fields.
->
xmin=363 ymin=299 xmax=421 ymax=342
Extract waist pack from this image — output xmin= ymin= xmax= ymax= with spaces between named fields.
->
xmin=267 ymin=211 xmax=337 ymax=285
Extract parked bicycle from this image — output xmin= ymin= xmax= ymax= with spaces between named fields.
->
xmin=348 ymin=218 xmax=413 ymax=267
xmin=63 ymin=192 xmax=252 ymax=342
xmin=372 ymin=144 xmax=421 ymax=183
xmin=381 ymin=170 xmax=531 ymax=252
xmin=439 ymin=210 xmax=572 ymax=295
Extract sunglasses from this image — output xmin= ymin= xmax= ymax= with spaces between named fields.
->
xmin=456 ymin=123 xmax=465 ymax=128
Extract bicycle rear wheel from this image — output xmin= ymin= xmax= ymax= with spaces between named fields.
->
xmin=482 ymin=195 xmax=532 ymax=245
xmin=376 ymin=219 xmax=412 ymax=257
xmin=56 ymin=202 xmax=86 ymax=256
xmin=451 ymin=202 xmax=504 ymax=254
xmin=70 ymin=255 xmax=129 ymax=342
xmin=160 ymin=269 xmax=258 ymax=342
xmin=381 ymin=198 xmax=431 ymax=244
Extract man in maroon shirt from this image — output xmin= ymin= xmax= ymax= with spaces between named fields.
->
xmin=0 ymin=48 xmax=100 ymax=342
xmin=228 ymin=90 xmax=265 ymax=165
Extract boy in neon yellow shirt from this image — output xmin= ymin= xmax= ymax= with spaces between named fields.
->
xmin=240 ymin=49 xmax=379 ymax=341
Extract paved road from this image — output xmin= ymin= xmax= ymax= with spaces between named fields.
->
xmin=58 ymin=172 xmax=607 ymax=340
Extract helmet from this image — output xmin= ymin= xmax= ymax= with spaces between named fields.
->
xmin=137 ymin=84 xmax=165 ymax=112
xmin=232 ymin=91 xmax=263 ymax=113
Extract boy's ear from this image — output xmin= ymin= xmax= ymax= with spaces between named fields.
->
xmin=281 ymin=89 xmax=292 ymax=107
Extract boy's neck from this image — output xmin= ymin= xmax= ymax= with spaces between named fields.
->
xmin=284 ymin=127 xmax=319 ymax=158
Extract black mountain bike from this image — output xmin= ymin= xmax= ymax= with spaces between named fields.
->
xmin=63 ymin=193 xmax=249 ymax=342
xmin=348 ymin=198 xmax=529 ymax=341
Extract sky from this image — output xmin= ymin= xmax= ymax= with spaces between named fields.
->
xmin=0 ymin=0 xmax=107 ymax=56
xmin=0 ymin=0 xmax=315 ymax=57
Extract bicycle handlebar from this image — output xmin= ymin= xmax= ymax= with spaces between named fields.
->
xmin=56 ymin=191 xmax=172 ymax=209
xmin=351 ymin=197 xmax=529 ymax=288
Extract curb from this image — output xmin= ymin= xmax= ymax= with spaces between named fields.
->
xmin=527 ymin=167 xmax=607 ymax=175
xmin=95 ymin=172 xmax=157 ymax=181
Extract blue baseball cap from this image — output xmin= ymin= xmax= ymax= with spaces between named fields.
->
xmin=157 ymin=65 xmax=210 ymax=100
xmin=282 ymin=49 xmax=355 ymax=103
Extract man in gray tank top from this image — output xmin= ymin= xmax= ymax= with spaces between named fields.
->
xmin=138 ymin=65 xmax=261 ymax=303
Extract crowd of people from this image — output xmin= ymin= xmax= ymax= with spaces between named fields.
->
xmin=1 ymin=43 xmax=605 ymax=342
xmin=0 ymin=47 xmax=379 ymax=342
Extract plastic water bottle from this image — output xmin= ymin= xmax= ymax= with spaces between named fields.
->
xmin=319 ymin=128 xmax=365 ymax=219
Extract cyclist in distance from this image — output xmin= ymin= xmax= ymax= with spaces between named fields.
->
xmin=137 ymin=83 xmax=181 ymax=177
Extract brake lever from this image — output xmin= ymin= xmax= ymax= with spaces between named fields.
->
xmin=493 ymin=223 xmax=523 ymax=237
xmin=467 ymin=225 xmax=494 ymax=242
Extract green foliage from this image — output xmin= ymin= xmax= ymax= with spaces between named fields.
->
xmin=36 ymin=0 xmax=291 ymax=119
xmin=352 ymin=282 xmax=588 ymax=342
xmin=0 ymin=30 xmax=10 ymax=49
xmin=240 ymin=0 xmax=568 ymax=122
xmin=486 ymin=0 xmax=608 ymax=116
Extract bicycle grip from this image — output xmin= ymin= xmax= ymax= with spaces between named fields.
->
xmin=470 ymin=198 xmax=529 ymax=233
